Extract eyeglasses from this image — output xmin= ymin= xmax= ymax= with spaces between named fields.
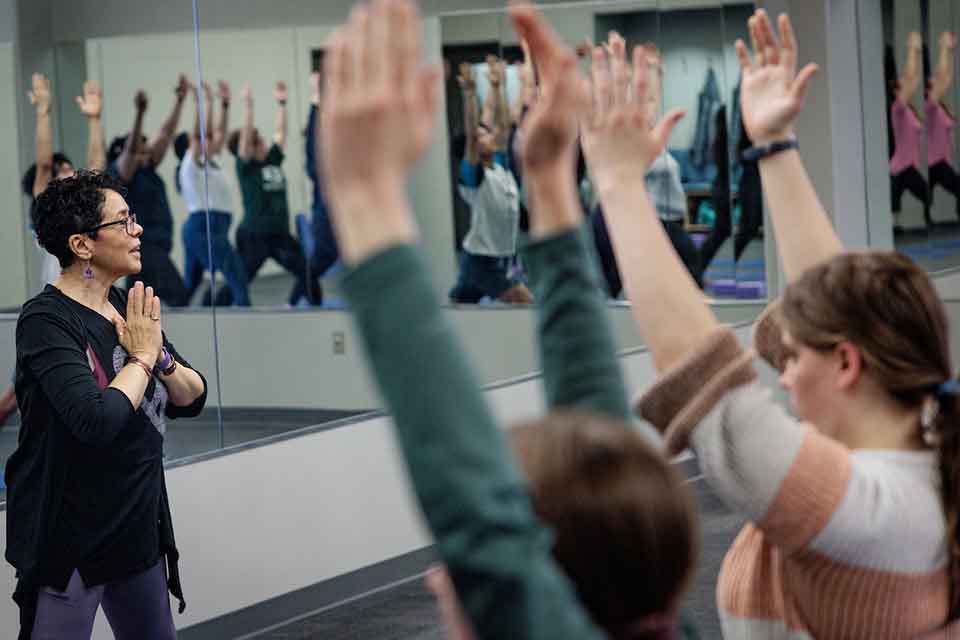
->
xmin=88 ymin=213 xmax=138 ymax=236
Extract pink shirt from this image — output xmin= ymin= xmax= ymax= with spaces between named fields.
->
xmin=890 ymin=99 xmax=924 ymax=175
xmin=926 ymin=98 xmax=955 ymax=167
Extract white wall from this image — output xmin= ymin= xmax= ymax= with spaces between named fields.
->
xmin=0 ymin=42 xmax=28 ymax=309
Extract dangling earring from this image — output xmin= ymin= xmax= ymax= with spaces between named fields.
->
xmin=83 ymin=259 xmax=94 ymax=280
xmin=921 ymin=395 xmax=941 ymax=447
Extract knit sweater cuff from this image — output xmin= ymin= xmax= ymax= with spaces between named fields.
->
xmin=634 ymin=328 xmax=756 ymax=455
xmin=753 ymin=299 xmax=788 ymax=373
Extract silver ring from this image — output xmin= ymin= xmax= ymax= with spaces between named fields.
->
xmin=151 ymin=316 xmax=161 ymax=321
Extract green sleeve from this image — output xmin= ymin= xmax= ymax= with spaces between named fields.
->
xmin=341 ymin=244 xmax=607 ymax=640
xmin=523 ymin=227 xmax=631 ymax=421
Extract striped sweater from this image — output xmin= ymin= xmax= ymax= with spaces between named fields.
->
xmin=637 ymin=321 xmax=957 ymax=639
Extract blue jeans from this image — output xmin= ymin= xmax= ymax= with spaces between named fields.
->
xmin=182 ymin=210 xmax=250 ymax=307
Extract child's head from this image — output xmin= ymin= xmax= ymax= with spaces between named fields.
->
xmin=428 ymin=411 xmax=699 ymax=639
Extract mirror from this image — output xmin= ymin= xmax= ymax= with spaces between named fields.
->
xmin=926 ymin=0 xmax=959 ymax=269
xmin=886 ymin=0 xmax=932 ymax=266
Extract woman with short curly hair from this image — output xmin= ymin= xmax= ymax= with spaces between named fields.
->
xmin=5 ymin=170 xmax=207 ymax=640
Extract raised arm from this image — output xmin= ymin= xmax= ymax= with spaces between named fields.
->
xmin=238 ymin=84 xmax=254 ymax=162
xmin=115 ymin=91 xmax=147 ymax=183
xmin=29 ymin=73 xmax=54 ymax=197
xmin=273 ymin=81 xmax=288 ymax=151
xmin=188 ymin=84 xmax=204 ymax=162
xmin=515 ymin=11 xmax=630 ymax=419
xmin=581 ymin=37 xmax=718 ymax=373
xmin=76 ymin=80 xmax=105 ymax=171
xmin=929 ymin=31 xmax=957 ymax=104
xmin=148 ymin=74 xmax=188 ymax=167
xmin=458 ymin=63 xmax=480 ymax=165
xmin=209 ymin=80 xmax=230 ymax=156
xmin=898 ymin=31 xmax=923 ymax=104
xmin=490 ymin=58 xmax=511 ymax=149
xmin=306 ymin=72 xmax=321 ymax=181
xmin=735 ymin=10 xmax=843 ymax=283
xmin=512 ymin=40 xmax=536 ymax=123
xmin=322 ymin=3 xmax=606 ymax=638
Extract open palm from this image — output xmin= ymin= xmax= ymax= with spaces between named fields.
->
xmin=737 ymin=10 xmax=817 ymax=145
xmin=581 ymin=36 xmax=684 ymax=186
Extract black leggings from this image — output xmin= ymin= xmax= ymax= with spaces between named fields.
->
xmin=219 ymin=227 xmax=322 ymax=306
xmin=891 ymin=167 xmax=931 ymax=222
xmin=930 ymin=161 xmax=960 ymax=215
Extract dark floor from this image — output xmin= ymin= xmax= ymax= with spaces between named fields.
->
xmin=249 ymin=470 xmax=742 ymax=640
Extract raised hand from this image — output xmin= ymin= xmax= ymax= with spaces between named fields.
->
xmin=201 ymin=81 xmax=213 ymax=103
xmin=310 ymin=71 xmax=322 ymax=104
xmin=321 ymin=0 xmax=441 ymax=262
xmin=908 ymin=31 xmax=923 ymax=51
xmin=275 ymin=80 xmax=288 ymax=104
xmin=29 ymin=73 xmax=51 ymax=115
xmin=174 ymin=73 xmax=189 ymax=102
xmin=240 ymin=83 xmax=253 ymax=106
xmin=735 ymin=10 xmax=818 ymax=146
xmin=509 ymin=4 xmax=588 ymax=176
xmin=941 ymin=31 xmax=957 ymax=51
xmin=134 ymin=90 xmax=149 ymax=113
xmin=485 ymin=55 xmax=504 ymax=87
xmin=217 ymin=80 xmax=231 ymax=102
xmin=75 ymin=80 xmax=103 ymax=118
xmin=581 ymin=37 xmax=685 ymax=189
xmin=457 ymin=62 xmax=476 ymax=94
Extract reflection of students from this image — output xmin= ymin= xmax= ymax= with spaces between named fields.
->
xmin=304 ymin=71 xmax=341 ymax=287
xmin=109 ymin=77 xmax=190 ymax=306
xmin=176 ymin=81 xmax=250 ymax=307
xmin=450 ymin=62 xmax=533 ymax=304
xmin=928 ymin=32 xmax=959 ymax=220
xmin=227 ymin=82 xmax=322 ymax=307
xmin=890 ymin=32 xmax=931 ymax=228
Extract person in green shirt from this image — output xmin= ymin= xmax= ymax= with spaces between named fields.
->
xmin=225 ymin=81 xmax=322 ymax=306
xmin=320 ymin=2 xmax=700 ymax=639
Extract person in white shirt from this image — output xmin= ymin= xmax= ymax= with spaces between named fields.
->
xmin=175 ymin=81 xmax=250 ymax=306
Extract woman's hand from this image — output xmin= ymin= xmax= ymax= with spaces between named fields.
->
xmin=115 ymin=281 xmax=162 ymax=368
xmin=580 ymin=36 xmax=685 ymax=195
xmin=510 ymin=4 xmax=588 ymax=178
xmin=75 ymin=80 xmax=102 ymax=119
xmin=320 ymin=0 xmax=440 ymax=264
xmin=29 ymin=73 xmax=51 ymax=116
xmin=736 ymin=10 xmax=818 ymax=145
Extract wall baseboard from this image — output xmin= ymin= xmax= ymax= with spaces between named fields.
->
xmin=179 ymin=547 xmax=437 ymax=640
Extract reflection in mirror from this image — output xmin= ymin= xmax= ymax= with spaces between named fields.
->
xmin=927 ymin=0 xmax=959 ymax=269
xmin=886 ymin=1 xmax=932 ymax=266
xmin=441 ymin=12 xmax=531 ymax=305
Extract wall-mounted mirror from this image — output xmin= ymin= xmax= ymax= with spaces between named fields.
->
xmin=926 ymin=0 xmax=959 ymax=269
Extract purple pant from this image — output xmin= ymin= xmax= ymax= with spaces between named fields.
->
xmin=31 ymin=561 xmax=176 ymax=639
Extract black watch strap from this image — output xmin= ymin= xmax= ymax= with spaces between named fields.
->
xmin=741 ymin=138 xmax=798 ymax=163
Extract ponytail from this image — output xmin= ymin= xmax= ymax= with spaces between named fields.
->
xmin=936 ymin=385 xmax=960 ymax=621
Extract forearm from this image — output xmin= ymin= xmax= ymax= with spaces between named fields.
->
xmin=239 ymin=103 xmax=254 ymax=160
xmin=899 ymin=45 xmax=922 ymax=101
xmin=599 ymin=179 xmax=718 ymax=372
xmin=756 ymin=149 xmax=843 ymax=282
xmin=117 ymin=111 xmax=145 ymax=181
xmin=931 ymin=43 xmax=954 ymax=101
xmin=108 ymin=361 xmax=154 ymax=408
xmin=86 ymin=116 xmax=105 ymax=171
xmin=204 ymin=96 xmax=214 ymax=144
xmin=524 ymin=193 xmax=631 ymax=419
xmin=150 ymin=97 xmax=185 ymax=164
xmin=463 ymin=92 xmax=479 ymax=165
xmin=33 ymin=110 xmax=53 ymax=196
xmin=493 ymin=86 xmax=510 ymax=149
xmin=159 ymin=364 xmax=205 ymax=407
xmin=274 ymin=102 xmax=287 ymax=149
xmin=211 ymin=101 xmax=229 ymax=155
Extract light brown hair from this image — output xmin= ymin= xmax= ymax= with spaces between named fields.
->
xmin=781 ymin=251 xmax=960 ymax=620
xmin=509 ymin=412 xmax=699 ymax=639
